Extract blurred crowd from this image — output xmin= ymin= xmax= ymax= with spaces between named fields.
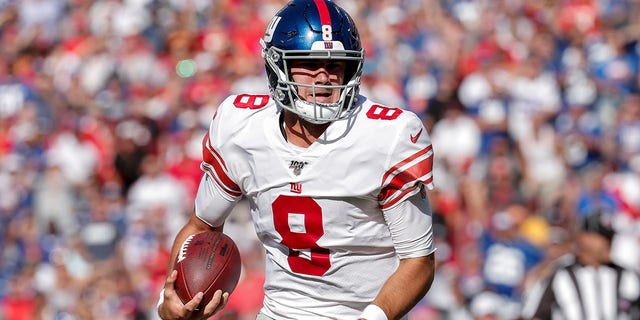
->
xmin=1 ymin=0 xmax=639 ymax=319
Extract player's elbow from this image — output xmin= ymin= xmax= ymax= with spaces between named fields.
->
xmin=420 ymin=254 xmax=436 ymax=292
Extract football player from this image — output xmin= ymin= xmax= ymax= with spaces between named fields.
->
xmin=158 ymin=0 xmax=436 ymax=319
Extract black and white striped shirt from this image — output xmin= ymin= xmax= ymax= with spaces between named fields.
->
xmin=521 ymin=257 xmax=640 ymax=320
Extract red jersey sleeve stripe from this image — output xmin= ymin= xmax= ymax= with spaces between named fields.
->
xmin=378 ymin=164 xmax=433 ymax=206
xmin=379 ymin=146 xmax=434 ymax=207
xmin=380 ymin=186 xmax=418 ymax=210
xmin=201 ymin=132 xmax=242 ymax=197
xmin=381 ymin=145 xmax=433 ymax=184
xmin=380 ymin=175 xmax=434 ymax=210
xmin=384 ymin=156 xmax=433 ymax=192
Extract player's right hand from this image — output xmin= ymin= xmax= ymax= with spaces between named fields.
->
xmin=158 ymin=270 xmax=230 ymax=320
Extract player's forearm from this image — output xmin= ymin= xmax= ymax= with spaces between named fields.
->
xmin=166 ymin=213 xmax=220 ymax=273
xmin=370 ymin=254 xmax=435 ymax=320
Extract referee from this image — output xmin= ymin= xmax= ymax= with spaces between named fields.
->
xmin=521 ymin=212 xmax=640 ymax=320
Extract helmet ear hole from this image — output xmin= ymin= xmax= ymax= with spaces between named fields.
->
xmin=265 ymin=63 xmax=279 ymax=91
xmin=344 ymin=61 xmax=360 ymax=84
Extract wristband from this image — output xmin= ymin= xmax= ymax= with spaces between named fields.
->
xmin=157 ymin=288 xmax=165 ymax=309
xmin=359 ymin=304 xmax=388 ymax=320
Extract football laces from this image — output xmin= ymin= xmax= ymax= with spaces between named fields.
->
xmin=177 ymin=234 xmax=195 ymax=263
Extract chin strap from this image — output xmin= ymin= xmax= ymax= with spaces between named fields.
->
xmin=278 ymin=111 xmax=287 ymax=141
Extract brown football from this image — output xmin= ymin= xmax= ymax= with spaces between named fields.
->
xmin=174 ymin=231 xmax=242 ymax=306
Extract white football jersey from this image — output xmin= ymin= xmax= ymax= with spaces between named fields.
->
xmin=197 ymin=94 xmax=435 ymax=319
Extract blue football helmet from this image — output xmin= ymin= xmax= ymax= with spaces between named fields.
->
xmin=261 ymin=0 xmax=365 ymax=124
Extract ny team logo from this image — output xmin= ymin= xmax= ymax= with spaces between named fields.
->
xmin=290 ymin=183 xmax=302 ymax=194
xmin=289 ymin=160 xmax=308 ymax=176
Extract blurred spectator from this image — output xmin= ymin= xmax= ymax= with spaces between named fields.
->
xmin=32 ymin=161 xmax=77 ymax=238
xmin=468 ymin=290 xmax=503 ymax=320
xmin=516 ymin=112 xmax=566 ymax=207
xmin=0 ymin=268 xmax=39 ymax=320
xmin=422 ymin=71 xmax=459 ymax=130
xmin=615 ymin=94 xmax=640 ymax=170
xmin=467 ymin=134 xmax=525 ymax=214
xmin=430 ymin=99 xmax=482 ymax=176
xmin=480 ymin=205 xmax=543 ymax=318
xmin=113 ymin=118 xmax=154 ymax=195
xmin=574 ymin=162 xmax=619 ymax=219
xmin=126 ymin=154 xmax=188 ymax=244
xmin=44 ymin=119 xmax=99 ymax=187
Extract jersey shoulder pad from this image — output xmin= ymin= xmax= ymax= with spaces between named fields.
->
xmin=215 ymin=93 xmax=273 ymax=122
xmin=209 ymin=94 xmax=273 ymax=142
xmin=358 ymin=100 xmax=431 ymax=148
xmin=363 ymin=102 xmax=434 ymax=210
xmin=200 ymin=94 xmax=273 ymax=198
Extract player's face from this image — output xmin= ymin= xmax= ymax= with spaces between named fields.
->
xmin=289 ymin=60 xmax=346 ymax=104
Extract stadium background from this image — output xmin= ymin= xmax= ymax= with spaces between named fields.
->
xmin=1 ymin=0 xmax=639 ymax=319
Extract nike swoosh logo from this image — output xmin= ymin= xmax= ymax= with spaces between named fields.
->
xmin=410 ymin=128 xmax=423 ymax=143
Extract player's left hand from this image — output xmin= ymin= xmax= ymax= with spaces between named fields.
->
xmin=158 ymin=270 xmax=230 ymax=320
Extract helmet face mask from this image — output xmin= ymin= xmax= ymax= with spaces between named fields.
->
xmin=261 ymin=0 xmax=365 ymax=124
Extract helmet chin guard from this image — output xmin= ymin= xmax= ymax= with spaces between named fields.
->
xmin=289 ymin=84 xmax=353 ymax=124
xmin=261 ymin=0 xmax=365 ymax=123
